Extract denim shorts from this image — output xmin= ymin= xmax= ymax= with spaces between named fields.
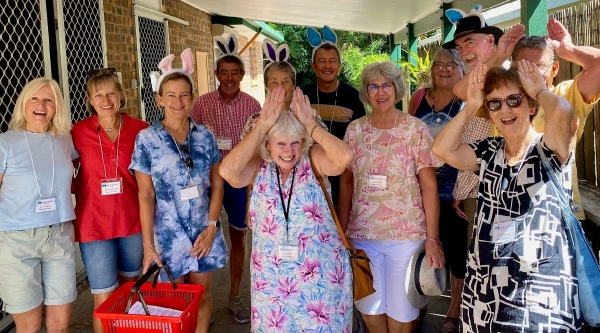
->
xmin=0 ymin=222 xmax=77 ymax=314
xmin=223 ymin=180 xmax=248 ymax=230
xmin=79 ymin=232 xmax=143 ymax=294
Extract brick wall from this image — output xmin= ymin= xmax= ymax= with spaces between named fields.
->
xmin=236 ymin=35 xmax=266 ymax=105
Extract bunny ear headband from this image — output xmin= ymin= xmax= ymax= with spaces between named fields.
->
xmin=306 ymin=25 xmax=340 ymax=62
xmin=215 ymin=33 xmax=244 ymax=63
xmin=156 ymin=48 xmax=194 ymax=91
xmin=442 ymin=5 xmax=503 ymax=49
xmin=262 ymin=38 xmax=295 ymax=74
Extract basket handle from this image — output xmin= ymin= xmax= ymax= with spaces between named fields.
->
xmin=124 ymin=263 xmax=177 ymax=315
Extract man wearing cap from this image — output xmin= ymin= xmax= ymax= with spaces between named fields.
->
xmin=302 ymin=40 xmax=365 ymax=208
xmin=191 ymin=51 xmax=260 ymax=324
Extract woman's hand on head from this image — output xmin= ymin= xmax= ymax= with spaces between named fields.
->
xmin=467 ymin=63 xmax=486 ymax=107
xmin=258 ymin=86 xmax=286 ymax=128
xmin=516 ymin=59 xmax=547 ymax=99
xmin=291 ymin=87 xmax=316 ymax=128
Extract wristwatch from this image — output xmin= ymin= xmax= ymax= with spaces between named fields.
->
xmin=208 ymin=220 xmax=221 ymax=229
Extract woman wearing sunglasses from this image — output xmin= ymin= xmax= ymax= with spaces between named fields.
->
xmin=433 ymin=60 xmax=581 ymax=332
xmin=71 ymin=68 xmax=149 ymax=332
xmin=338 ymin=61 xmax=445 ymax=333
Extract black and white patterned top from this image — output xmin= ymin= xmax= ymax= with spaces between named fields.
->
xmin=461 ymin=134 xmax=583 ymax=333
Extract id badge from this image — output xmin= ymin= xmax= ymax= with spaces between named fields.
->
xmin=368 ymin=174 xmax=387 ymax=188
xmin=278 ymin=244 xmax=299 ymax=261
xmin=492 ymin=220 xmax=516 ymax=244
xmin=36 ymin=198 xmax=57 ymax=213
xmin=180 ymin=185 xmax=200 ymax=200
xmin=217 ymin=138 xmax=232 ymax=150
xmin=100 ymin=178 xmax=123 ymax=196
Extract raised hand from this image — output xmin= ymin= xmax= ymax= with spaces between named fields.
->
xmin=496 ymin=24 xmax=525 ymax=61
xmin=516 ymin=59 xmax=547 ymax=99
xmin=467 ymin=63 xmax=486 ymax=106
xmin=257 ymin=86 xmax=286 ymax=128
xmin=547 ymin=18 xmax=573 ymax=57
xmin=291 ymin=87 xmax=316 ymax=128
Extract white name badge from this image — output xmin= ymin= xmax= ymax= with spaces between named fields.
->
xmin=278 ymin=245 xmax=299 ymax=261
xmin=101 ymin=178 xmax=123 ymax=196
xmin=36 ymin=198 xmax=57 ymax=213
xmin=217 ymin=139 xmax=232 ymax=150
xmin=368 ymin=174 xmax=387 ymax=189
xmin=492 ymin=221 xmax=516 ymax=244
xmin=180 ymin=185 xmax=200 ymax=200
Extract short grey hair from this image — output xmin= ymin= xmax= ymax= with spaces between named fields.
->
xmin=512 ymin=36 xmax=555 ymax=65
xmin=264 ymin=61 xmax=297 ymax=88
xmin=359 ymin=61 xmax=405 ymax=105
xmin=259 ymin=112 xmax=312 ymax=162
xmin=429 ymin=49 xmax=465 ymax=93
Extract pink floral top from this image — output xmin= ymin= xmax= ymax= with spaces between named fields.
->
xmin=343 ymin=114 xmax=443 ymax=241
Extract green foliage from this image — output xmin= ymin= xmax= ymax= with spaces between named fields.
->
xmin=268 ymin=23 xmax=391 ymax=89
xmin=400 ymin=50 xmax=431 ymax=89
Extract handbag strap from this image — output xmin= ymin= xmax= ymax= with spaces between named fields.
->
xmin=308 ymin=149 xmax=354 ymax=251
xmin=534 ymin=139 xmax=572 ymax=213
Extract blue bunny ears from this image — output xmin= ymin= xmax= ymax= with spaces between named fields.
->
xmin=306 ymin=25 xmax=340 ymax=62
xmin=214 ymin=33 xmax=244 ymax=63
xmin=445 ymin=4 xmax=485 ymax=27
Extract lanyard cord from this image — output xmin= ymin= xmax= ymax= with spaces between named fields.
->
xmin=276 ymin=164 xmax=296 ymax=244
xmin=369 ymin=111 xmax=398 ymax=174
xmin=24 ymin=132 xmax=55 ymax=198
xmin=97 ymin=115 xmax=122 ymax=179
xmin=164 ymin=124 xmax=193 ymax=184
xmin=316 ymin=82 xmax=338 ymax=132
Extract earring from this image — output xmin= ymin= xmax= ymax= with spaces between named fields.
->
xmin=530 ymin=109 xmax=536 ymax=115
xmin=489 ymin=118 xmax=493 ymax=123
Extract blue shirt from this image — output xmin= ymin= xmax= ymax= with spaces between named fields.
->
xmin=129 ymin=119 xmax=227 ymax=279
xmin=0 ymin=130 xmax=78 ymax=231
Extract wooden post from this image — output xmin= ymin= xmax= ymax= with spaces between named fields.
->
xmin=239 ymin=30 xmax=261 ymax=55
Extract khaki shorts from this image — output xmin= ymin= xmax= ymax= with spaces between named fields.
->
xmin=0 ymin=222 xmax=77 ymax=314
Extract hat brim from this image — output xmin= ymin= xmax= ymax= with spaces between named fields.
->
xmin=405 ymin=244 xmax=429 ymax=309
xmin=442 ymin=26 xmax=504 ymax=49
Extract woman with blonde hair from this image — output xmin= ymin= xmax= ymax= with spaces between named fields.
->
xmin=0 ymin=77 xmax=79 ymax=333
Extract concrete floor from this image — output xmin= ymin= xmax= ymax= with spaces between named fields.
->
xmin=31 ymin=214 xmax=452 ymax=333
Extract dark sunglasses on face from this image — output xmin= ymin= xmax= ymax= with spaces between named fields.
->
xmin=367 ymin=83 xmax=394 ymax=94
xmin=484 ymin=94 xmax=524 ymax=112
xmin=87 ymin=67 xmax=116 ymax=78
xmin=180 ymin=144 xmax=194 ymax=169
xmin=432 ymin=62 xmax=459 ymax=71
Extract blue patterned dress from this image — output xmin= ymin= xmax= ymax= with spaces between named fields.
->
xmin=248 ymin=155 xmax=353 ymax=333
xmin=129 ymin=119 xmax=228 ymax=280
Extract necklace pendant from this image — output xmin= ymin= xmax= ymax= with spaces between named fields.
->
xmin=436 ymin=117 xmax=441 ymax=123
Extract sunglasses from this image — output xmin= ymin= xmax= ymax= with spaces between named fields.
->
xmin=484 ymin=94 xmax=524 ymax=112
xmin=180 ymin=144 xmax=194 ymax=169
xmin=87 ymin=67 xmax=116 ymax=78
xmin=432 ymin=62 xmax=459 ymax=71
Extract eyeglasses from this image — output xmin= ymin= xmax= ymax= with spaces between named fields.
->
xmin=432 ymin=62 xmax=459 ymax=71
xmin=180 ymin=144 xmax=194 ymax=169
xmin=367 ymin=83 xmax=394 ymax=94
xmin=87 ymin=68 xmax=116 ymax=78
xmin=484 ymin=94 xmax=524 ymax=112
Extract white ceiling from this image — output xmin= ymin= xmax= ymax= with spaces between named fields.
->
xmin=184 ymin=0 xmax=443 ymax=35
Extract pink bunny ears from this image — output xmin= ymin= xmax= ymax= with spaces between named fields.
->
xmin=155 ymin=48 xmax=194 ymax=91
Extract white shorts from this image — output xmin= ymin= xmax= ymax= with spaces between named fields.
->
xmin=353 ymin=239 xmax=424 ymax=323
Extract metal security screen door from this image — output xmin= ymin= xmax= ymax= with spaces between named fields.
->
xmin=0 ymin=0 xmax=49 ymax=133
xmin=60 ymin=0 xmax=105 ymax=122
xmin=136 ymin=16 xmax=167 ymax=124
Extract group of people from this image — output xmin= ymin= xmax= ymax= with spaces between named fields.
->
xmin=0 ymin=12 xmax=598 ymax=333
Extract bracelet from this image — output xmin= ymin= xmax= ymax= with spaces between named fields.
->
xmin=309 ymin=124 xmax=320 ymax=138
xmin=426 ymin=236 xmax=442 ymax=244
xmin=454 ymin=117 xmax=467 ymax=131
xmin=535 ymin=88 xmax=549 ymax=101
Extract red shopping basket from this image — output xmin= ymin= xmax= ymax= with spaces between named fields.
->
xmin=94 ymin=264 xmax=204 ymax=333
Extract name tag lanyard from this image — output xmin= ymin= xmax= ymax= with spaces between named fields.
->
xmin=97 ymin=116 xmax=122 ymax=180
xmin=368 ymin=111 xmax=398 ymax=176
xmin=24 ymin=131 xmax=55 ymax=198
xmin=276 ymin=164 xmax=296 ymax=244
xmin=316 ymin=81 xmax=339 ymax=132
xmin=165 ymin=125 xmax=194 ymax=185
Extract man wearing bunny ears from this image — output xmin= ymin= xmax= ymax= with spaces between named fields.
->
xmin=191 ymin=34 xmax=261 ymax=324
xmin=302 ymin=26 xmax=365 ymax=208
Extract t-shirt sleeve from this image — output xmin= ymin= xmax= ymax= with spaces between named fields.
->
xmin=414 ymin=122 xmax=444 ymax=172
xmin=468 ymin=137 xmax=494 ymax=166
xmin=0 ymin=137 xmax=7 ymax=174
xmin=207 ymin=130 xmax=222 ymax=165
xmin=129 ymin=132 xmax=152 ymax=175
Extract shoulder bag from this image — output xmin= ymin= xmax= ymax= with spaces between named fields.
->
xmin=536 ymin=142 xmax=600 ymax=327
xmin=309 ymin=151 xmax=375 ymax=301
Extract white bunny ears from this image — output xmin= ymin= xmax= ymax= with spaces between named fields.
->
xmin=156 ymin=48 xmax=194 ymax=92
xmin=306 ymin=25 xmax=340 ymax=62
xmin=215 ymin=34 xmax=244 ymax=63
xmin=262 ymin=38 xmax=292 ymax=72
xmin=445 ymin=4 xmax=486 ymax=26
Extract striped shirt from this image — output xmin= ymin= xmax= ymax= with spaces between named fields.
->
xmin=191 ymin=89 xmax=261 ymax=158
xmin=452 ymin=116 xmax=492 ymax=200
